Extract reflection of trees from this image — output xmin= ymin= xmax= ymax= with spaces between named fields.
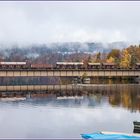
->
xmin=109 ymin=94 xmax=121 ymax=106
xmin=0 ymin=84 xmax=140 ymax=112
xmin=121 ymin=92 xmax=132 ymax=109
xmin=87 ymin=94 xmax=102 ymax=105
xmin=108 ymin=85 xmax=140 ymax=112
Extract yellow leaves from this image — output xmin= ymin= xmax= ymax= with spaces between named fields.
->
xmin=120 ymin=49 xmax=131 ymax=68
xmin=82 ymin=72 xmax=87 ymax=78
xmin=106 ymin=56 xmax=115 ymax=63
xmin=107 ymin=49 xmax=120 ymax=60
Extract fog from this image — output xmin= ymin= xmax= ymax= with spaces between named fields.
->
xmin=0 ymin=1 xmax=140 ymax=45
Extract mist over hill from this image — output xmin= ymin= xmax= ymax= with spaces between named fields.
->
xmin=0 ymin=41 xmax=129 ymax=64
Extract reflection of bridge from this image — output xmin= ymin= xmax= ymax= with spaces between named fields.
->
xmin=0 ymin=69 xmax=140 ymax=77
xmin=0 ymin=84 xmax=139 ymax=92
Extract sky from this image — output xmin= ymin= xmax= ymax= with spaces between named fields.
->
xmin=0 ymin=1 xmax=140 ymax=45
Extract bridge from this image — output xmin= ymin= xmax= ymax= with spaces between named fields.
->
xmin=0 ymin=69 xmax=140 ymax=77
xmin=0 ymin=84 xmax=138 ymax=92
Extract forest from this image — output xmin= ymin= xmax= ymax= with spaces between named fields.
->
xmin=0 ymin=43 xmax=140 ymax=69
xmin=87 ymin=44 xmax=140 ymax=68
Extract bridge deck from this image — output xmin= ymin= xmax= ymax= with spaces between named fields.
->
xmin=0 ymin=69 xmax=139 ymax=77
xmin=0 ymin=84 xmax=138 ymax=92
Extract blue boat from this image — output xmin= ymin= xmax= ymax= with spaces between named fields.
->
xmin=81 ymin=131 xmax=140 ymax=139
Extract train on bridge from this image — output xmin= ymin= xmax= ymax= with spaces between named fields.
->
xmin=0 ymin=61 xmax=140 ymax=70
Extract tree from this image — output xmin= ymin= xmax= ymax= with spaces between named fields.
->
xmin=95 ymin=52 xmax=101 ymax=62
xmin=82 ymin=72 xmax=87 ymax=79
xmin=127 ymin=45 xmax=138 ymax=67
xmin=107 ymin=49 xmax=121 ymax=64
xmin=87 ymin=55 xmax=93 ymax=63
xmin=106 ymin=56 xmax=115 ymax=63
xmin=120 ymin=49 xmax=131 ymax=68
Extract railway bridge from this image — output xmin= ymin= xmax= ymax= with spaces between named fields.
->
xmin=0 ymin=69 xmax=140 ymax=77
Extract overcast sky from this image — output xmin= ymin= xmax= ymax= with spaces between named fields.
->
xmin=0 ymin=1 xmax=140 ymax=44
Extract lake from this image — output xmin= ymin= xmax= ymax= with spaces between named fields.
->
xmin=0 ymin=84 xmax=140 ymax=138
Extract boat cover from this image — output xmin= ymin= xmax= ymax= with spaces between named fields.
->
xmin=81 ymin=132 xmax=140 ymax=139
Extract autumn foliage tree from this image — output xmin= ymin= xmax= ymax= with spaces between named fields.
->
xmin=106 ymin=56 xmax=115 ymax=63
xmin=107 ymin=49 xmax=121 ymax=64
xmin=127 ymin=45 xmax=139 ymax=67
xmin=120 ymin=49 xmax=131 ymax=69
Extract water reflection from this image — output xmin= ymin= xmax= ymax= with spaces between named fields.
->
xmin=0 ymin=84 xmax=140 ymax=138
xmin=1 ymin=84 xmax=140 ymax=112
xmin=0 ymin=77 xmax=137 ymax=85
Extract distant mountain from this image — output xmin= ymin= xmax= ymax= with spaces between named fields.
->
xmin=0 ymin=41 xmax=129 ymax=63
xmin=0 ymin=41 xmax=129 ymax=53
xmin=49 ymin=41 xmax=129 ymax=54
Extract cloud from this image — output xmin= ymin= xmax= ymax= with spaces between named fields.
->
xmin=0 ymin=1 xmax=140 ymax=44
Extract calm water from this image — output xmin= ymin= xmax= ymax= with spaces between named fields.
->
xmin=0 ymin=84 xmax=140 ymax=138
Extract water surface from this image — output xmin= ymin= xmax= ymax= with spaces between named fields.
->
xmin=0 ymin=84 xmax=140 ymax=138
